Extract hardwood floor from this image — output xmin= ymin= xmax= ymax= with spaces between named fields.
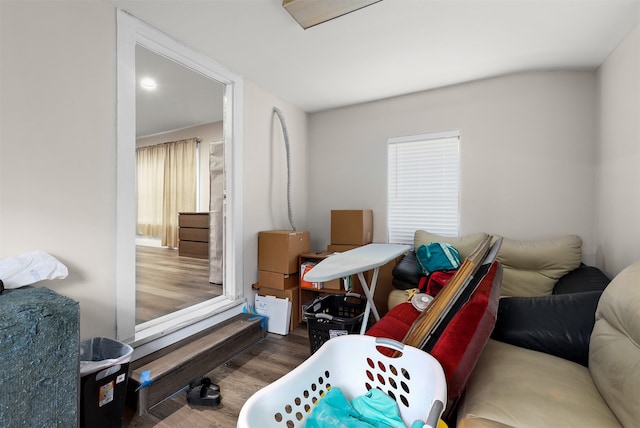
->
xmin=136 ymin=246 xmax=222 ymax=324
xmin=123 ymin=326 xmax=311 ymax=427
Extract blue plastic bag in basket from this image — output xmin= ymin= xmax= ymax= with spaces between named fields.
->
xmin=416 ymin=242 xmax=461 ymax=276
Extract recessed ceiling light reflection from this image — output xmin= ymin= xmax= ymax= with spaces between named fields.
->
xmin=140 ymin=78 xmax=157 ymax=90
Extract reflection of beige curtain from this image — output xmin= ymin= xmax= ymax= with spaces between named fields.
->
xmin=137 ymin=144 xmax=165 ymax=237
xmin=162 ymin=139 xmax=197 ymax=247
xmin=136 ymin=138 xmax=197 ymax=247
xmin=209 ymin=141 xmax=224 ymax=284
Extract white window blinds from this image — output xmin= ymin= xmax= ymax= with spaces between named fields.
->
xmin=387 ymin=131 xmax=460 ymax=244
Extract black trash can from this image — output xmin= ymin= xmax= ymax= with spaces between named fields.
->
xmin=79 ymin=337 xmax=134 ymax=428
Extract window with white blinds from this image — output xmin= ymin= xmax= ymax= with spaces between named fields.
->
xmin=387 ymin=131 xmax=460 ymax=244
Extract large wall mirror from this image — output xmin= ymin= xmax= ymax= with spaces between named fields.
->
xmin=134 ymin=45 xmax=225 ymax=324
xmin=116 ymin=10 xmax=244 ymax=344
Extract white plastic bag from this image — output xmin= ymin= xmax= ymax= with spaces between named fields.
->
xmin=80 ymin=337 xmax=134 ymax=377
xmin=0 ymin=251 xmax=68 ymax=289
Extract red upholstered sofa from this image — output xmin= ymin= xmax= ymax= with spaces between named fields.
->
xmin=366 ymin=260 xmax=503 ymax=420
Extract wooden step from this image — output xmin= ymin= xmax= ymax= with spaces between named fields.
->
xmin=129 ymin=313 xmax=266 ymax=415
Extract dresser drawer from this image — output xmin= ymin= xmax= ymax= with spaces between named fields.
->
xmin=179 ymin=228 xmax=209 ymax=242
xmin=179 ymin=213 xmax=209 ymax=228
xmin=178 ymin=241 xmax=209 ymax=258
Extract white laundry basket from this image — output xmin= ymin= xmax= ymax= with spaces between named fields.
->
xmin=238 ymin=335 xmax=446 ymax=428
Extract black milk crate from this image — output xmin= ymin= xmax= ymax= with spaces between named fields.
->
xmin=303 ymin=293 xmax=367 ymax=354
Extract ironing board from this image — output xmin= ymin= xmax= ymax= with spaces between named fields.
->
xmin=303 ymin=243 xmax=410 ymax=334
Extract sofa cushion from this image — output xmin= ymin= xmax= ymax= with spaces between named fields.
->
xmin=589 ymin=259 xmax=640 ymax=428
xmin=457 ymin=340 xmax=621 ymax=428
xmin=391 ymin=250 xmax=423 ymax=290
xmin=496 ymin=235 xmax=582 ymax=297
xmin=492 ymin=291 xmax=603 ymax=367
xmin=387 ymin=288 xmax=416 ymax=310
xmin=414 ymin=230 xmax=489 ymax=260
xmin=553 ymin=264 xmax=610 ymax=294
xmin=366 ymin=302 xmax=418 ymax=342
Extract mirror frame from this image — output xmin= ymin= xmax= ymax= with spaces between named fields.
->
xmin=116 ymin=9 xmax=244 ymax=343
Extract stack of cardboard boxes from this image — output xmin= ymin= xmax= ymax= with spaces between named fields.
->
xmin=257 ymin=230 xmax=310 ymax=333
xmin=257 ymin=211 xmax=399 ymax=333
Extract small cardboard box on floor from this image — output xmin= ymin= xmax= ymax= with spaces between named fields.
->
xmin=258 ymin=230 xmax=310 ymax=275
xmin=258 ymin=284 xmax=300 ymax=333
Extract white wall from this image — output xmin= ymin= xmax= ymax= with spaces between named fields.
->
xmin=242 ymin=81 xmax=309 ymax=292
xmin=596 ymin=23 xmax=640 ymax=277
xmin=0 ymin=2 xmax=309 ymax=339
xmin=1 ymin=1 xmax=635 ymax=341
xmin=0 ymin=1 xmax=117 ymax=338
xmin=308 ymin=71 xmax=599 ymax=264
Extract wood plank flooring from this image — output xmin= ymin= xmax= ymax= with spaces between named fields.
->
xmin=123 ymin=326 xmax=311 ymax=427
xmin=136 ymin=246 xmax=222 ymax=324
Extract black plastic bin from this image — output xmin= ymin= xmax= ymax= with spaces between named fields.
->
xmin=303 ymin=293 xmax=367 ymax=354
xmin=79 ymin=337 xmax=134 ymax=428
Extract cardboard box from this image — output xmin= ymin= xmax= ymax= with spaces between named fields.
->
xmin=258 ymin=230 xmax=310 ymax=274
xmin=259 ymin=285 xmax=300 ymax=331
xmin=327 ymin=244 xmax=360 ymax=253
xmin=322 ymin=276 xmax=347 ymax=290
xmin=255 ymin=294 xmax=291 ymax=335
xmin=331 ymin=210 xmax=373 ymax=245
xmin=258 ymin=270 xmax=298 ymax=291
xmin=374 ymin=258 xmax=401 ymax=317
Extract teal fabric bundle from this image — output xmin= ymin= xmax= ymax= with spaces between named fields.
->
xmin=305 ymin=387 xmax=405 ymax=428
xmin=351 ymin=389 xmax=406 ymax=428
xmin=416 ymin=242 xmax=461 ymax=276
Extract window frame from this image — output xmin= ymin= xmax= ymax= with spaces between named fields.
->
xmin=387 ymin=130 xmax=461 ymax=244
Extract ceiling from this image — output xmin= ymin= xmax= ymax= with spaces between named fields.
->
xmin=116 ymin=0 xmax=640 ymax=137
xmin=135 ymin=45 xmax=225 ymax=138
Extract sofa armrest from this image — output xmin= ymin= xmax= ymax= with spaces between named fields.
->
xmin=491 ymin=291 xmax=602 ymax=366
xmin=553 ymin=264 xmax=610 ymax=294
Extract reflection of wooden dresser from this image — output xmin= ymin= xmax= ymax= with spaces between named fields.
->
xmin=178 ymin=212 xmax=209 ymax=259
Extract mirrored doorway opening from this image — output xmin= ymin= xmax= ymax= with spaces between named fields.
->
xmin=134 ymin=45 xmax=225 ymax=326
xmin=116 ymin=10 xmax=245 ymax=344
